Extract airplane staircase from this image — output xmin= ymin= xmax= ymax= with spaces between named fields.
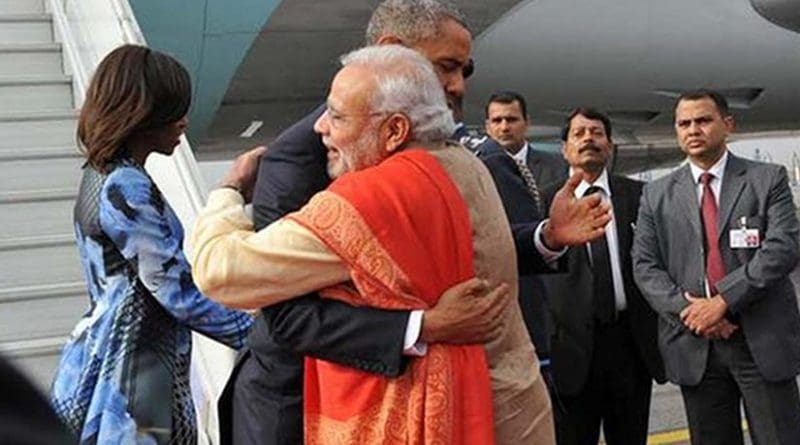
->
xmin=0 ymin=0 xmax=83 ymax=390
xmin=0 ymin=1 xmax=234 ymax=442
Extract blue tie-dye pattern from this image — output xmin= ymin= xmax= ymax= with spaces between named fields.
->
xmin=51 ymin=161 xmax=253 ymax=444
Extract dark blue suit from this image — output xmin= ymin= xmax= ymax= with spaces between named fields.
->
xmin=220 ymin=106 xmax=410 ymax=445
xmin=478 ymin=139 xmax=568 ymax=366
xmin=225 ymin=107 xmax=561 ymax=444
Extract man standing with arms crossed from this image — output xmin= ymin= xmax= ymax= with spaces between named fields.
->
xmin=633 ymin=89 xmax=800 ymax=445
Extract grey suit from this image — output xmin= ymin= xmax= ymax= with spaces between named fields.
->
xmin=632 ymin=153 xmax=800 ymax=444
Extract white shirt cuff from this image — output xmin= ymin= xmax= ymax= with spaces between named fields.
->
xmin=534 ymin=219 xmax=568 ymax=264
xmin=403 ymin=310 xmax=427 ymax=356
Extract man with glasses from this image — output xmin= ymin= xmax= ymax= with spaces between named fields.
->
xmin=225 ymin=3 xmax=496 ymax=444
xmin=226 ymin=1 xmax=608 ymax=444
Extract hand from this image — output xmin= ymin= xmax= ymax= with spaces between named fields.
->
xmin=703 ymin=318 xmax=739 ymax=340
xmin=219 ymin=145 xmax=268 ymax=202
xmin=421 ymin=278 xmax=511 ymax=344
xmin=543 ymin=172 xmax=612 ymax=249
xmin=680 ymin=293 xmax=729 ymax=335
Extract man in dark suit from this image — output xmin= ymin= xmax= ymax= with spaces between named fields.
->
xmin=226 ymin=3 xmax=496 ymax=443
xmin=543 ymin=108 xmax=664 ymax=445
xmin=478 ymin=91 xmax=568 ymax=384
xmin=633 ymin=90 xmax=800 ymax=445
xmin=225 ymin=2 xmax=610 ymax=444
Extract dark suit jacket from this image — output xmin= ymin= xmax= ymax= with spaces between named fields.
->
xmin=633 ymin=154 xmax=800 ymax=385
xmin=542 ymin=174 xmax=665 ymax=395
xmin=231 ymin=110 xmax=563 ymax=444
xmin=479 ymin=139 xmax=568 ymax=360
xmin=222 ymin=106 xmax=409 ymax=445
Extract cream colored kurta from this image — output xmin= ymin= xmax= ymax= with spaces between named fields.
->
xmin=190 ymin=142 xmax=554 ymax=444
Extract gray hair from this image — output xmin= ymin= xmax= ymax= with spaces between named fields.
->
xmin=341 ymin=45 xmax=456 ymax=143
xmin=365 ymin=0 xmax=468 ymax=45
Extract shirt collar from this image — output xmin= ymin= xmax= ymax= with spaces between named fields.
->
xmin=689 ymin=150 xmax=728 ymax=184
xmin=571 ymin=168 xmax=611 ymax=198
xmin=508 ymin=142 xmax=530 ymax=164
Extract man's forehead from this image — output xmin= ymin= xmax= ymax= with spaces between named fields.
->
xmin=412 ymin=19 xmax=472 ymax=62
xmin=488 ymin=101 xmax=523 ymax=117
xmin=329 ymin=66 xmax=374 ymax=109
xmin=675 ymin=98 xmax=720 ymax=117
xmin=570 ymin=115 xmax=604 ymax=128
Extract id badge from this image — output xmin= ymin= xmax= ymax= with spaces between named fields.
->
xmin=730 ymin=226 xmax=760 ymax=249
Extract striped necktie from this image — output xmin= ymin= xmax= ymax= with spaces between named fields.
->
xmin=513 ymin=156 xmax=543 ymax=216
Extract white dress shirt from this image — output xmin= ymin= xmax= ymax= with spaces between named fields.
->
xmin=574 ymin=169 xmax=627 ymax=312
xmin=688 ymin=150 xmax=728 ymax=206
xmin=510 ymin=142 xmax=530 ymax=164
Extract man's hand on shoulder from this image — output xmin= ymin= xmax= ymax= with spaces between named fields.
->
xmin=421 ymin=278 xmax=511 ymax=344
xmin=544 ymin=171 xmax=611 ymax=249
xmin=219 ymin=145 xmax=268 ymax=202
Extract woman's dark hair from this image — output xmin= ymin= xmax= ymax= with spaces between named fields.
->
xmin=77 ymin=44 xmax=191 ymax=172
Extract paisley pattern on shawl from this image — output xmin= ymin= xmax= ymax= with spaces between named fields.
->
xmin=289 ymin=149 xmax=495 ymax=445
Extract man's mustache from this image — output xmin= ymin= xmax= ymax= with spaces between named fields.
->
xmin=579 ymin=143 xmax=603 ymax=154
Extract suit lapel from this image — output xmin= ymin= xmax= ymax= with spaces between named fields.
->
xmin=609 ymin=177 xmax=632 ymax=253
xmin=717 ymin=154 xmax=747 ymax=238
xmin=525 ymin=145 xmax=537 ymax=169
xmin=673 ymin=165 xmax=703 ymax=239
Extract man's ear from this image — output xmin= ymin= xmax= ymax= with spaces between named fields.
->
xmin=383 ymin=113 xmax=412 ymax=153
xmin=724 ymin=114 xmax=736 ymax=133
xmin=376 ymin=35 xmax=404 ymax=46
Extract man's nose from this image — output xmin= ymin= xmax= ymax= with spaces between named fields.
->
xmin=687 ymin=121 xmax=702 ymax=135
xmin=313 ymin=111 xmax=329 ymax=135
xmin=445 ymin=72 xmax=465 ymax=104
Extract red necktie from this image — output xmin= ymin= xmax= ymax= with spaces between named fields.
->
xmin=700 ymin=172 xmax=726 ymax=295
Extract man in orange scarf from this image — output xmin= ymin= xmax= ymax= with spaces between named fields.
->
xmin=192 ymin=45 xmax=609 ymax=444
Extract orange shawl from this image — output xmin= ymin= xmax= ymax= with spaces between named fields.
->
xmin=289 ymin=149 xmax=495 ymax=444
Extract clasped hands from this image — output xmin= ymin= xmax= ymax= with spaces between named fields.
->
xmin=680 ymin=292 xmax=738 ymax=340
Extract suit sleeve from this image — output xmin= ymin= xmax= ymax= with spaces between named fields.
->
xmin=716 ymin=166 xmax=800 ymax=313
xmin=632 ymin=184 xmax=690 ymax=318
xmin=512 ymin=222 xmax=566 ymax=275
xmin=249 ymin=108 xmax=409 ymax=376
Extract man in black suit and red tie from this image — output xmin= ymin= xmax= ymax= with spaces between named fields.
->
xmin=541 ymin=108 xmax=665 ymax=445
xmin=633 ymin=89 xmax=800 ymax=445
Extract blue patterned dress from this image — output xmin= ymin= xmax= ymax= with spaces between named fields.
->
xmin=51 ymin=159 xmax=253 ymax=444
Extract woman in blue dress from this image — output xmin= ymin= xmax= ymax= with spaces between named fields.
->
xmin=50 ymin=44 xmax=253 ymax=444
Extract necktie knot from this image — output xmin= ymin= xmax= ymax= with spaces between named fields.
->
xmin=700 ymin=172 xmax=715 ymax=186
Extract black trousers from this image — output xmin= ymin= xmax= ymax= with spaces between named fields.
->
xmin=681 ymin=333 xmax=800 ymax=445
xmin=219 ymin=349 xmax=304 ymax=445
xmin=555 ymin=314 xmax=653 ymax=445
